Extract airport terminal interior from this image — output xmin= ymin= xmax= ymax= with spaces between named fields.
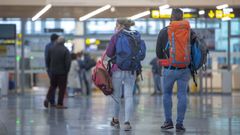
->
xmin=0 ymin=0 xmax=240 ymax=135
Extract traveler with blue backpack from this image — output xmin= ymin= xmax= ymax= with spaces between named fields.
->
xmin=106 ymin=18 xmax=146 ymax=131
xmin=157 ymin=9 xmax=199 ymax=132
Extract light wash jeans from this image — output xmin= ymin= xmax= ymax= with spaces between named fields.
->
xmin=112 ymin=70 xmax=136 ymax=122
xmin=162 ymin=68 xmax=190 ymax=125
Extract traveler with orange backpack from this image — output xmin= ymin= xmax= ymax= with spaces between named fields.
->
xmin=157 ymin=8 xmax=196 ymax=132
xmin=106 ymin=18 xmax=146 ymax=131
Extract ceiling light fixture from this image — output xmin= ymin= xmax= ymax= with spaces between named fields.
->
xmin=128 ymin=11 xmax=150 ymax=20
xmin=32 ymin=4 xmax=52 ymax=21
xmin=216 ymin=4 xmax=229 ymax=10
xmin=110 ymin=7 xmax=116 ymax=12
xmin=180 ymin=8 xmax=196 ymax=13
xmin=159 ymin=4 xmax=170 ymax=10
xmin=222 ymin=17 xmax=231 ymax=21
xmin=198 ymin=10 xmax=205 ymax=15
xmin=79 ymin=4 xmax=111 ymax=21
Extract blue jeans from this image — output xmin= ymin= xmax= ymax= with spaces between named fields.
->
xmin=162 ymin=68 xmax=190 ymax=125
xmin=112 ymin=70 xmax=136 ymax=122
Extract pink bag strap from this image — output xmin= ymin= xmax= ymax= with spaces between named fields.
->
xmin=100 ymin=51 xmax=107 ymax=69
xmin=101 ymin=51 xmax=107 ymax=62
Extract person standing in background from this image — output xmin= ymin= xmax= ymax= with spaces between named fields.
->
xmin=78 ymin=52 xmax=96 ymax=96
xmin=67 ymin=53 xmax=81 ymax=97
xmin=44 ymin=33 xmax=59 ymax=106
xmin=150 ymin=57 xmax=162 ymax=95
xmin=44 ymin=36 xmax=71 ymax=109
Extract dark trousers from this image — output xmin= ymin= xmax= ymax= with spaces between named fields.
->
xmin=47 ymin=71 xmax=55 ymax=104
xmin=47 ymin=74 xmax=67 ymax=106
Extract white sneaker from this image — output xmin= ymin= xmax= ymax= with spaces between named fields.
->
xmin=68 ymin=93 xmax=74 ymax=97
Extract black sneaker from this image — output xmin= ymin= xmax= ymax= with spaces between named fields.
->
xmin=124 ymin=122 xmax=132 ymax=131
xmin=161 ymin=121 xmax=174 ymax=130
xmin=176 ymin=124 xmax=186 ymax=132
xmin=44 ymin=100 xmax=56 ymax=108
xmin=110 ymin=118 xmax=120 ymax=129
xmin=43 ymin=100 xmax=50 ymax=108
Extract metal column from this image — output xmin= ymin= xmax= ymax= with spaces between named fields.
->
xmin=20 ymin=19 xmax=26 ymax=94
xmin=227 ymin=20 xmax=231 ymax=71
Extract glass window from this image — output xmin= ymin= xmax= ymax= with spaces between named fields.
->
xmin=230 ymin=38 xmax=240 ymax=64
xmin=231 ymin=38 xmax=240 ymax=52
xmin=34 ymin=20 xmax=42 ymax=33
xmin=197 ymin=18 xmax=206 ymax=28
xmin=60 ymin=19 xmax=76 ymax=34
xmin=86 ymin=19 xmax=115 ymax=34
xmin=215 ymin=21 xmax=228 ymax=51
xmin=231 ymin=19 xmax=240 ymax=36
xmin=45 ymin=19 xmax=55 ymax=29
xmin=131 ymin=20 xmax=147 ymax=34
xmin=26 ymin=20 xmax=32 ymax=34
xmin=189 ymin=18 xmax=196 ymax=28
xmin=148 ymin=20 xmax=164 ymax=35
xmin=207 ymin=19 xmax=220 ymax=28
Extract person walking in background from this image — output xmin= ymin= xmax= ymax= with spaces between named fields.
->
xmin=78 ymin=51 xmax=96 ymax=96
xmin=67 ymin=53 xmax=81 ymax=97
xmin=150 ymin=57 xmax=162 ymax=95
xmin=44 ymin=33 xmax=59 ymax=106
xmin=106 ymin=18 xmax=146 ymax=131
xmin=44 ymin=36 xmax=71 ymax=109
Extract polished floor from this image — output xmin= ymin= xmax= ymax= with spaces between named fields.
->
xmin=0 ymin=90 xmax=240 ymax=135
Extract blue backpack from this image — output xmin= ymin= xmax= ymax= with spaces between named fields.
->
xmin=190 ymin=36 xmax=209 ymax=86
xmin=115 ymin=29 xmax=146 ymax=72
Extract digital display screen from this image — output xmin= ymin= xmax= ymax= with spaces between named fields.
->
xmin=150 ymin=9 xmax=199 ymax=19
xmin=150 ymin=8 xmax=240 ymax=19
xmin=205 ymin=9 xmax=240 ymax=19
xmin=0 ymin=24 xmax=16 ymax=39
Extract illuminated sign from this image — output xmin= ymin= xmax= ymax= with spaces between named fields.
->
xmin=150 ymin=9 xmax=198 ymax=19
xmin=150 ymin=8 xmax=240 ymax=19
xmin=85 ymin=38 xmax=101 ymax=45
xmin=205 ymin=9 xmax=237 ymax=19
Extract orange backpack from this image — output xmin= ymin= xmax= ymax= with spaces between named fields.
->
xmin=161 ymin=20 xmax=191 ymax=68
